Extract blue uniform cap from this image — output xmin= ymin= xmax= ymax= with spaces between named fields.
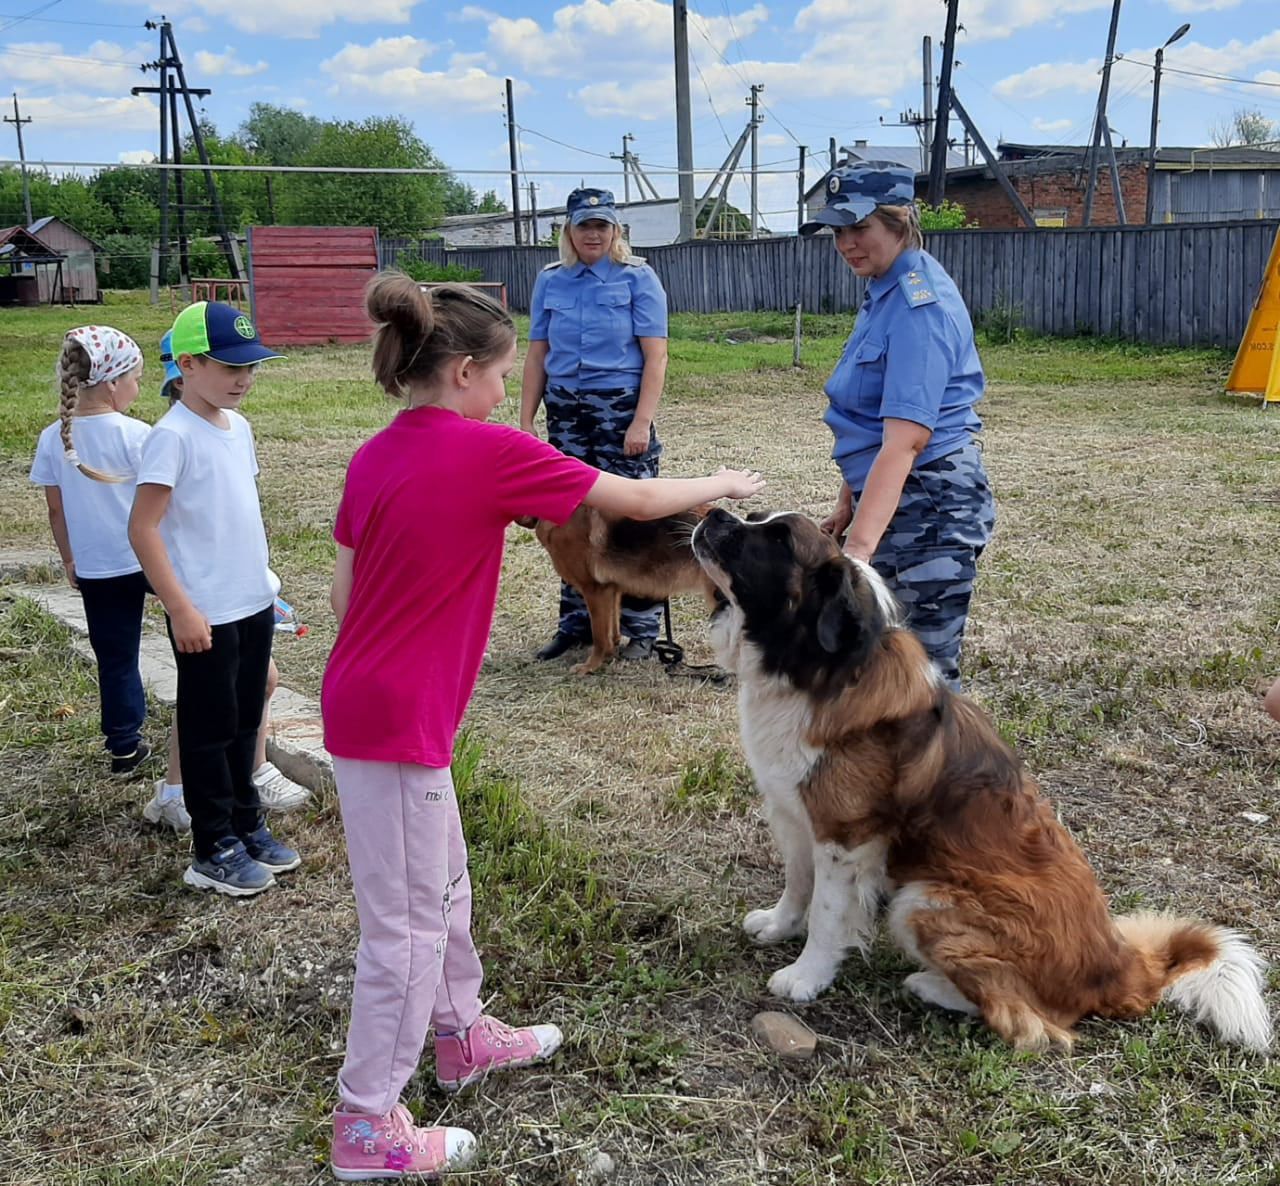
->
xmin=158 ymin=328 xmax=183 ymax=401
xmin=800 ymin=161 xmax=916 ymax=236
xmin=566 ymin=187 xmax=621 ymax=227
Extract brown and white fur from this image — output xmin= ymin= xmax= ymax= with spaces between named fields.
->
xmin=519 ymin=504 xmax=717 ymax=675
xmin=692 ymin=507 xmax=1271 ymax=1052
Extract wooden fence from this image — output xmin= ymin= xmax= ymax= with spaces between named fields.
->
xmin=383 ymin=219 xmax=1280 ymax=350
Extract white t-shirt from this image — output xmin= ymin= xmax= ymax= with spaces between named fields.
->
xmin=136 ymin=401 xmax=274 ymax=626
xmin=29 ymin=413 xmax=150 ymax=579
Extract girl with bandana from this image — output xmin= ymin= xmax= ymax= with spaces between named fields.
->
xmin=29 ymin=326 xmax=153 ymax=777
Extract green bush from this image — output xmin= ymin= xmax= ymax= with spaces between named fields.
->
xmin=394 ymin=251 xmax=483 ymax=283
xmin=919 ymin=199 xmax=975 ymax=231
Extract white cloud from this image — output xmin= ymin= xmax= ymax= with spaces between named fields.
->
xmin=993 ymin=31 xmax=1280 ymax=101
xmin=194 ymin=47 xmax=269 ymax=77
xmin=319 ymin=37 xmax=518 ymax=110
xmin=1032 ymin=116 xmax=1074 ymax=133
xmin=119 ymin=149 xmax=157 ymax=164
xmin=874 ymin=97 xmax=893 ymax=110
xmin=1167 ymin=0 xmax=1241 ymax=11
xmin=178 ymin=0 xmax=421 ymax=38
xmin=18 ymin=93 xmax=157 ymax=133
xmin=182 ymin=16 xmax=210 ymax=33
xmin=0 ymin=39 xmax=153 ymax=92
xmin=471 ymin=0 xmax=768 ymax=79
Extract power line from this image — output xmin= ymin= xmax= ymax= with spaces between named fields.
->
xmin=0 ymin=0 xmax=61 ymax=35
xmin=0 ymin=44 xmax=142 ymax=68
xmin=0 ymin=9 xmax=139 ymax=26
xmin=1122 ymin=58 xmax=1280 ymax=91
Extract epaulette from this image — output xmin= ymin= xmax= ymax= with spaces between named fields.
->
xmin=899 ymin=268 xmax=938 ymax=308
xmin=623 ymin=254 xmax=647 ymax=266
xmin=541 ymin=260 xmax=563 ymax=271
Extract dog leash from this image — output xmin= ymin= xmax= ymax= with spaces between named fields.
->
xmin=655 ymin=599 xmax=732 ymax=686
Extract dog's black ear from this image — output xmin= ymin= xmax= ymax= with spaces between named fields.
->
xmin=814 ymin=561 xmax=863 ymax=655
xmin=745 ymin=509 xmax=774 ymax=523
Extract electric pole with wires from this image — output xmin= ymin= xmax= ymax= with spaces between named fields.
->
xmin=4 ymin=93 xmax=33 ymax=226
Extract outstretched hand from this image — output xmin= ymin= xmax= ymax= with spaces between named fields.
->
xmin=715 ymin=467 xmax=766 ymax=500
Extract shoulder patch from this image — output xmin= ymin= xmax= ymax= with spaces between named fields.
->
xmin=898 ymin=269 xmax=937 ymax=307
xmin=541 ymin=260 xmax=563 ymax=271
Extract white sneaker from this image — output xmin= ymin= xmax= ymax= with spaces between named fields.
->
xmin=253 ymin=761 xmax=312 ymax=812
xmin=143 ymin=780 xmax=192 ymax=833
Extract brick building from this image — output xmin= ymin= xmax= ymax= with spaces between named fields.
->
xmin=921 ymin=143 xmax=1280 ymax=228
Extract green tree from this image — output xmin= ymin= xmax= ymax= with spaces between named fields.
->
xmin=1209 ymin=107 xmax=1279 ymax=148
xmin=238 ymin=103 xmax=322 ymax=165
xmin=277 ymin=117 xmax=448 ymax=236
xmin=477 ymin=189 xmax=506 ymax=213
xmin=918 ymin=199 xmax=974 ymax=230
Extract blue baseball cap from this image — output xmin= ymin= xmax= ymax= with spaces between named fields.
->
xmin=158 ymin=329 xmax=182 ymax=401
xmin=170 ymin=300 xmax=284 ymax=366
xmin=566 ymin=187 xmax=621 ymax=227
xmin=800 ymin=162 xmax=916 ymax=236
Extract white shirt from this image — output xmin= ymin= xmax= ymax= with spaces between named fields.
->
xmin=136 ymin=401 xmax=274 ymax=626
xmin=29 ymin=413 xmax=150 ymax=579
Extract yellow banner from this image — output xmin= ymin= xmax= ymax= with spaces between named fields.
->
xmin=1227 ymin=226 xmax=1280 ymax=402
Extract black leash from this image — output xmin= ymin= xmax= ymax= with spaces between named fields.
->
xmin=654 ymin=599 xmax=733 ymax=686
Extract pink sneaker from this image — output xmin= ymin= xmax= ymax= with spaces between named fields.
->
xmin=331 ymin=1104 xmax=476 ymax=1181
xmin=434 ymin=1014 xmax=563 ymax=1094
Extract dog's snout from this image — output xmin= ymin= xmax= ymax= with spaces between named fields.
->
xmin=706 ymin=507 xmax=735 ymax=526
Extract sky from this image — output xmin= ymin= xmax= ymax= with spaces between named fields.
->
xmin=2 ymin=0 xmax=1279 ymax=232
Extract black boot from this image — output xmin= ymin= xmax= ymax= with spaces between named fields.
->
xmin=536 ymin=632 xmax=586 ymax=661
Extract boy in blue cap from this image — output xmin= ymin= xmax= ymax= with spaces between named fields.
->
xmin=803 ymin=161 xmax=995 ymax=690
xmin=143 ymin=327 xmax=311 ymax=835
xmin=129 ymin=302 xmax=300 ymax=895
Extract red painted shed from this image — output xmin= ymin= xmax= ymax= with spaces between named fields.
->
xmin=247 ymin=226 xmax=380 ymax=346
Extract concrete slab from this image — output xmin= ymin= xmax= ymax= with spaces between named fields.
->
xmin=3 ymin=580 xmax=332 ymax=790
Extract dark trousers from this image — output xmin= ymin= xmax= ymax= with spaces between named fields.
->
xmin=545 ymin=383 xmax=663 ymax=642
xmin=78 ymin=570 xmax=149 ymax=757
xmin=168 ymin=604 xmax=274 ymax=859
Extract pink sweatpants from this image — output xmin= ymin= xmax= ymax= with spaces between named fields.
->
xmin=334 ymin=757 xmax=484 ymax=1115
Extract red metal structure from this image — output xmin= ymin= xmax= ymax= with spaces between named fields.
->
xmin=247 ymin=226 xmax=380 ymax=346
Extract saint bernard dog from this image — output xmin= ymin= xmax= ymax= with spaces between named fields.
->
xmin=692 ymin=507 xmax=1270 ymax=1052
xmin=519 ymin=504 xmax=717 ymax=675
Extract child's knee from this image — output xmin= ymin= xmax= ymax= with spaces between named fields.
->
xmin=266 ymin=658 xmax=279 ymax=698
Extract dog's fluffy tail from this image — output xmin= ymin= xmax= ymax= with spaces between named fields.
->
xmin=1113 ymin=911 xmax=1271 ymax=1051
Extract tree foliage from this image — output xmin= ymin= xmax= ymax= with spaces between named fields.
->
xmin=918 ymin=199 xmax=975 ymax=231
xmin=1208 ymin=107 xmax=1279 ymax=148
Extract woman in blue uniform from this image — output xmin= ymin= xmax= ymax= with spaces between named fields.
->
xmin=520 ymin=187 xmax=670 ymax=662
xmin=803 ymin=162 xmax=995 ymax=689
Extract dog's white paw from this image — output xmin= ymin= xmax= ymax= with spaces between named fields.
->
xmin=767 ymin=959 xmax=835 ymax=1003
xmin=743 ymin=907 xmax=805 ymax=945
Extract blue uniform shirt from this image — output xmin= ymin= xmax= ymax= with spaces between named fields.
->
xmin=529 ymin=258 xmax=668 ymax=390
xmin=824 ymin=247 xmax=984 ymax=492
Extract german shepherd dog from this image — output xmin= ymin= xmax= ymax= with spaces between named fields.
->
xmin=519 ymin=504 xmax=717 ymax=675
xmin=691 ymin=507 xmax=1270 ymax=1052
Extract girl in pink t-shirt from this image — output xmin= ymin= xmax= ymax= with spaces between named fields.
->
xmin=324 ymin=273 xmax=764 ymax=1180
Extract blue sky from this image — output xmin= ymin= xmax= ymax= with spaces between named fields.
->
xmin=3 ymin=0 xmax=1279 ymax=231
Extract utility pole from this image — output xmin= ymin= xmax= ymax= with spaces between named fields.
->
xmin=673 ymin=0 xmax=695 ymax=240
xmin=796 ymin=144 xmax=807 ymax=233
xmin=829 ymin=137 xmax=837 ymax=170
xmin=620 ymin=133 xmax=633 ymax=202
xmin=748 ymin=84 xmax=764 ymax=239
xmin=1082 ymin=0 xmax=1124 ymax=226
xmin=4 ymin=93 xmax=33 ymax=225
xmin=922 ymin=37 xmax=934 ymax=176
xmin=133 ymin=21 xmax=240 ymax=284
xmin=504 ymin=78 xmax=523 ymax=246
xmin=929 ymin=0 xmax=960 ymax=206
xmin=528 ymin=181 xmax=538 ymax=244
xmin=1145 ymin=23 xmax=1190 ymax=224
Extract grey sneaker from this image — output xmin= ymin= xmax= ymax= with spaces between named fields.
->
xmin=252 ymin=761 xmax=311 ymax=812
xmin=183 ymin=839 xmax=275 ymax=897
xmin=142 ymin=780 xmax=191 ymax=833
xmin=241 ymin=824 xmax=301 ymax=873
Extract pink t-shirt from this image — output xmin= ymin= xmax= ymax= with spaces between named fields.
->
xmin=322 ymin=406 xmax=597 ymax=767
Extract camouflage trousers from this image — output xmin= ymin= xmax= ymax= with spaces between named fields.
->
xmin=862 ymin=441 xmax=995 ymax=690
xmin=544 ymin=384 xmax=663 ymax=642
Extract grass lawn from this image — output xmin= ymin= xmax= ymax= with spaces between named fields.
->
xmin=1 ymin=292 xmax=1277 ymax=1185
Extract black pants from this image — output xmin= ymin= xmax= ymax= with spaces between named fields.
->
xmin=78 ymin=570 xmax=149 ymax=757
xmin=168 ymin=604 xmax=274 ymax=859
